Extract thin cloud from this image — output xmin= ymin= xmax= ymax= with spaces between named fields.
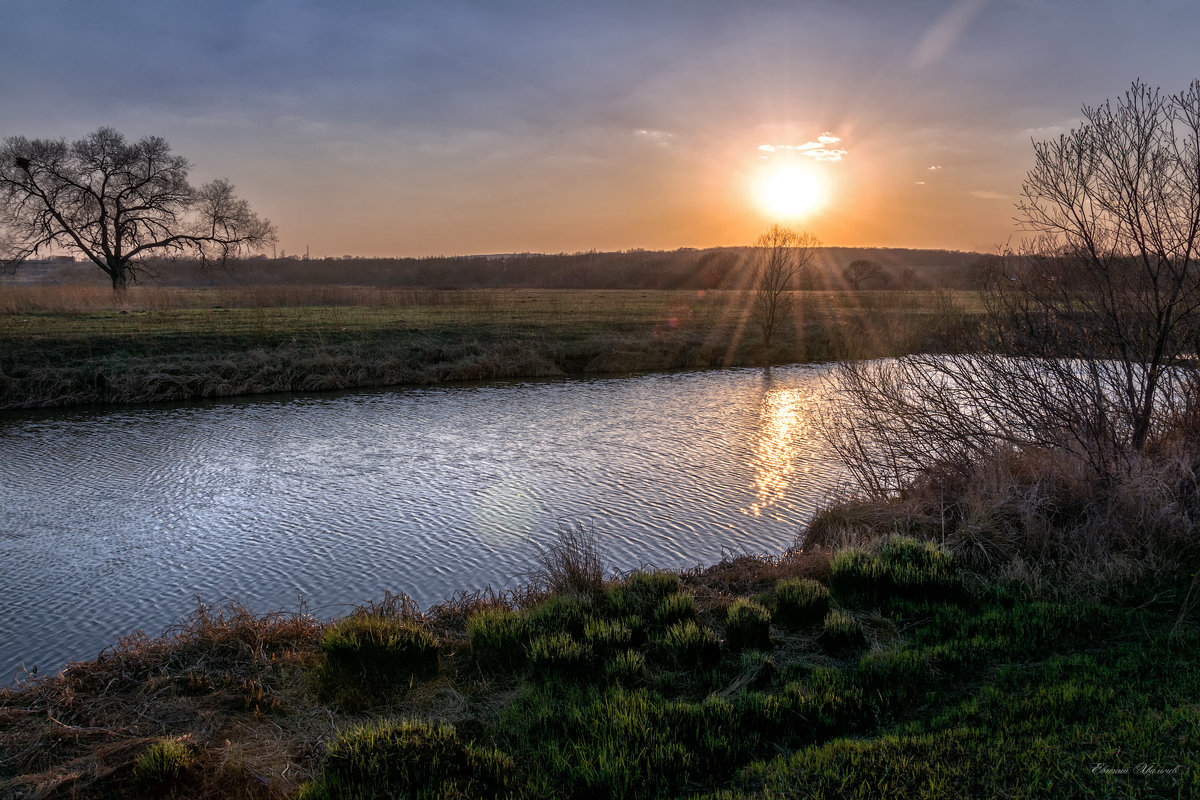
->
xmin=635 ymin=129 xmax=675 ymax=146
xmin=928 ymin=165 xmax=943 ymax=170
xmin=757 ymin=132 xmax=847 ymax=161
xmin=970 ymin=189 xmax=1008 ymax=200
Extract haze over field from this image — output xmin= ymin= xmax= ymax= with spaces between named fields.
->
xmin=4 ymin=1 xmax=1200 ymax=257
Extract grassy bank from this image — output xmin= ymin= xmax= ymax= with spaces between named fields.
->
xmin=0 ymin=287 xmax=974 ymax=409
xmin=1 ymin=511 xmax=1195 ymax=798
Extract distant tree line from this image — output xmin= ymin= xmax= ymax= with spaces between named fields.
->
xmin=17 ymin=246 xmax=989 ymax=291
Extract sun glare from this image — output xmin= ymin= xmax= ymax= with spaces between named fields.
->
xmin=755 ymin=165 xmax=829 ymax=219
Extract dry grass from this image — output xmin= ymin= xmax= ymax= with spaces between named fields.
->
xmin=801 ymin=437 xmax=1200 ymax=598
xmin=0 ymin=602 xmax=328 ymax=799
xmin=529 ymin=522 xmax=607 ymax=598
xmin=0 ymin=284 xmax=499 ymax=313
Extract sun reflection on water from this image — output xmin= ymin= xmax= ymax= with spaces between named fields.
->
xmin=744 ymin=386 xmax=809 ymax=517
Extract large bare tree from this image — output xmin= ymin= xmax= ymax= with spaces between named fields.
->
xmin=747 ymin=224 xmax=820 ymax=348
xmin=0 ymin=127 xmax=276 ymax=290
xmin=827 ymin=80 xmax=1200 ymax=491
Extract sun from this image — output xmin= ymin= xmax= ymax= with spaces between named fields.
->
xmin=755 ymin=165 xmax=829 ymax=219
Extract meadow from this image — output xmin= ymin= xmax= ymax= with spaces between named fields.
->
xmin=0 ymin=285 xmax=974 ymax=410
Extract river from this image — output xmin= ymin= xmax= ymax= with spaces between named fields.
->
xmin=0 ymin=365 xmax=847 ymax=680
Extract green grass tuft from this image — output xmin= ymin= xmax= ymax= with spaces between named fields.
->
xmin=527 ymin=632 xmax=591 ymax=676
xmin=725 ymin=599 xmax=772 ymax=651
xmin=300 ymin=719 xmax=513 ymax=800
xmin=830 ymin=535 xmax=961 ymax=603
xmin=653 ymin=591 xmax=697 ymax=627
xmin=820 ymin=609 xmax=865 ymax=653
xmin=659 ymin=620 xmax=721 ymax=668
xmin=525 ymin=593 xmax=595 ymax=638
xmin=606 ymin=649 xmax=647 ymax=682
xmin=607 ymin=570 xmax=680 ymax=618
xmin=320 ymin=615 xmax=440 ymax=691
xmin=133 ymin=738 xmax=194 ymax=787
xmin=774 ymin=577 xmax=831 ymax=626
xmin=467 ymin=607 xmax=529 ymax=672
xmin=584 ymin=618 xmax=634 ymax=654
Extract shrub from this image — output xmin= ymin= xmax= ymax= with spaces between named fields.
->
xmin=300 ymin=719 xmax=513 ymax=800
xmin=133 ymin=738 xmax=193 ymax=787
xmin=528 ymin=632 xmax=590 ymax=675
xmin=774 ymin=577 xmax=831 ymax=626
xmin=467 ymin=607 xmax=529 ymax=672
xmin=820 ymin=610 xmax=865 ymax=653
xmin=608 ymin=570 xmax=680 ymax=617
xmin=654 ymin=591 xmax=697 ymax=627
xmin=660 ymin=620 xmax=721 ymax=668
xmin=320 ymin=615 xmax=440 ymax=689
xmin=725 ymin=599 xmax=772 ymax=651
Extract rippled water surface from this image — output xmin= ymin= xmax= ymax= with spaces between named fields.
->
xmin=0 ymin=366 xmax=846 ymax=679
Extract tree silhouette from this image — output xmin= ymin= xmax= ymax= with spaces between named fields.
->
xmin=1 ymin=127 xmax=275 ymax=290
xmin=842 ymin=259 xmax=882 ymax=290
xmin=828 ymin=79 xmax=1200 ymax=490
xmin=747 ymin=225 xmax=820 ymax=349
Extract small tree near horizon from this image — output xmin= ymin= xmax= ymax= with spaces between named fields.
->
xmin=747 ymin=224 xmax=820 ymax=349
xmin=843 ymin=259 xmax=883 ymax=290
xmin=0 ymin=127 xmax=276 ymax=291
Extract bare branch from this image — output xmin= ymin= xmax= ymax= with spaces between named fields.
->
xmin=827 ymin=80 xmax=1200 ymax=494
xmin=0 ymin=128 xmax=275 ymax=290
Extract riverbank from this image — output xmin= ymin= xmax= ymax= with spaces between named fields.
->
xmin=1 ymin=493 xmax=1195 ymax=798
xmin=0 ymin=288 xmax=973 ymax=410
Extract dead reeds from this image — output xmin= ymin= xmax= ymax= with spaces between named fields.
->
xmin=529 ymin=521 xmax=607 ymax=598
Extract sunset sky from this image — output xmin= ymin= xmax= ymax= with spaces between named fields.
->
xmin=5 ymin=0 xmax=1200 ymax=257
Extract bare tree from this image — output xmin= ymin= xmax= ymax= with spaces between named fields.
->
xmin=0 ymin=127 xmax=276 ymax=290
xmin=826 ymin=80 xmax=1200 ymax=491
xmin=747 ymin=224 xmax=819 ymax=348
xmin=842 ymin=259 xmax=882 ymax=290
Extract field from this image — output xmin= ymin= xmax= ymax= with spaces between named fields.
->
xmin=0 ymin=286 xmax=976 ymax=410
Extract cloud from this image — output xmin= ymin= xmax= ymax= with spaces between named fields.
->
xmin=635 ymin=129 xmax=675 ymax=146
xmin=970 ymin=189 xmax=1008 ymax=200
xmin=914 ymin=181 xmax=926 ymax=185
xmin=757 ymin=132 xmax=847 ymax=161
xmin=928 ymin=165 xmax=943 ymax=170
